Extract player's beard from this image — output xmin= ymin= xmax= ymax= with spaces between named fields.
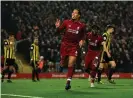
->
xmin=72 ymin=18 xmax=79 ymax=21
xmin=72 ymin=15 xmax=79 ymax=21
xmin=72 ymin=17 xmax=76 ymax=21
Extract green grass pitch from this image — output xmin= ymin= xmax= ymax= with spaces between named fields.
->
xmin=1 ymin=79 xmax=133 ymax=98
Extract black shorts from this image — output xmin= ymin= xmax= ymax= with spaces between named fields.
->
xmin=101 ymin=52 xmax=114 ymax=63
xmin=31 ymin=61 xmax=38 ymax=68
xmin=6 ymin=59 xmax=15 ymax=66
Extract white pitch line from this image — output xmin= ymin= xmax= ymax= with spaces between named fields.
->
xmin=1 ymin=94 xmax=44 ymax=98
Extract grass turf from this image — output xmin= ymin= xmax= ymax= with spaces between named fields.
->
xmin=1 ymin=79 xmax=133 ymax=98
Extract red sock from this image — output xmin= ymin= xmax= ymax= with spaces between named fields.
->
xmin=67 ymin=66 xmax=74 ymax=84
xmin=90 ymin=71 xmax=96 ymax=78
xmin=90 ymin=70 xmax=96 ymax=83
xmin=67 ymin=66 xmax=74 ymax=78
xmin=91 ymin=78 xmax=95 ymax=83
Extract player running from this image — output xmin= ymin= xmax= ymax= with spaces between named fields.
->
xmin=55 ymin=9 xmax=86 ymax=90
xmin=85 ymin=25 xmax=103 ymax=87
xmin=97 ymin=25 xmax=116 ymax=84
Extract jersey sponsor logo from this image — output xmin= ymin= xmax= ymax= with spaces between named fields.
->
xmin=89 ymin=42 xmax=97 ymax=46
xmin=67 ymin=28 xmax=79 ymax=34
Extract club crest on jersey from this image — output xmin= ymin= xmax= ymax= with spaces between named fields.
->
xmin=68 ymin=25 xmax=71 ymax=27
xmin=77 ymin=27 xmax=80 ymax=30
xmin=95 ymin=40 xmax=98 ymax=43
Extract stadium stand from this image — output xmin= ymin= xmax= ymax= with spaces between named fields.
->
xmin=1 ymin=1 xmax=133 ymax=72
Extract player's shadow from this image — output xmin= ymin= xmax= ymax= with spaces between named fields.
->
xmin=94 ymin=87 xmax=115 ymax=89
xmin=67 ymin=90 xmax=100 ymax=95
xmin=109 ymin=84 xmax=133 ymax=86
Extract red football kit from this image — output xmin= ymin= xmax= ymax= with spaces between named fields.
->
xmin=57 ymin=19 xmax=86 ymax=65
xmin=85 ymin=32 xmax=103 ymax=70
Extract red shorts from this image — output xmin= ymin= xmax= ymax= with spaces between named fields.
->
xmin=85 ymin=50 xmax=101 ymax=70
xmin=60 ymin=42 xmax=78 ymax=65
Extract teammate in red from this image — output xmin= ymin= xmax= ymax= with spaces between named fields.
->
xmin=55 ymin=9 xmax=86 ymax=90
xmin=84 ymin=25 xmax=103 ymax=87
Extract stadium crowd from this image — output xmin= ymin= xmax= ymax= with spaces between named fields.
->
xmin=1 ymin=1 xmax=133 ymax=72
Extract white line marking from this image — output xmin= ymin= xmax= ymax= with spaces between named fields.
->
xmin=1 ymin=94 xmax=43 ymax=98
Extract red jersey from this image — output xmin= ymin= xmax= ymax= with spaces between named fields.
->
xmin=57 ymin=19 xmax=86 ymax=46
xmin=87 ymin=32 xmax=103 ymax=51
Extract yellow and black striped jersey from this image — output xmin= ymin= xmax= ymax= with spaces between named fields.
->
xmin=102 ymin=32 xmax=112 ymax=51
xmin=30 ymin=43 xmax=40 ymax=61
xmin=4 ymin=39 xmax=15 ymax=59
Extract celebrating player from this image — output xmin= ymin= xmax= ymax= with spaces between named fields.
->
xmin=1 ymin=34 xmax=16 ymax=83
xmin=85 ymin=25 xmax=103 ymax=87
xmin=55 ymin=9 xmax=86 ymax=90
xmin=97 ymin=25 xmax=116 ymax=84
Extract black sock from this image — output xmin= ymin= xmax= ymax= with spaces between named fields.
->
xmin=2 ymin=70 xmax=6 ymax=80
xmin=108 ymin=68 xmax=115 ymax=80
xmin=35 ymin=70 xmax=39 ymax=81
xmin=59 ymin=66 xmax=63 ymax=72
xmin=85 ymin=68 xmax=90 ymax=74
xmin=32 ymin=70 xmax=35 ymax=80
xmin=97 ymin=69 xmax=102 ymax=82
xmin=8 ymin=70 xmax=13 ymax=80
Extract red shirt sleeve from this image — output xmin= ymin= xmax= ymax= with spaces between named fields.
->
xmin=99 ymin=35 xmax=103 ymax=44
xmin=87 ymin=32 xmax=92 ymax=39
xmin=81 ymin=24 xmax=86 ymax=40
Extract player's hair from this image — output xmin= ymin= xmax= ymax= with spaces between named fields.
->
xmin=9 ymin=33 xmax=14 ymax=36
xmin=74 ymin=9 xmax=81 ymax=16
xmin=34 ymin=37 xmax=38 ymax=41
xmin=106 ymin=24 xmax=115 ymax=30
xmin=91 ymin=25 xmax=99 ymax=31
xmin=8 ymin=34 xmax=14 ymax=39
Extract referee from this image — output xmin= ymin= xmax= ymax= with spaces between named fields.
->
xmin=30 ymin=38 xmax=40 ymax=82
xmin=98 ymin=25 xmax=116 ymax=84
xmin=1 ymin=34 xmax=16 ymax=83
